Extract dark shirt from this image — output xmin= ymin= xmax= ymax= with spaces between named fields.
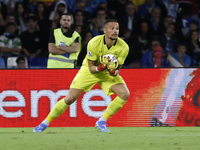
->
xmin=20 ymin=30 xmax=42 ymax=54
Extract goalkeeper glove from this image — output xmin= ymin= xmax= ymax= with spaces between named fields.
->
xmin=107 ymin=62 xmax=117 ymax=76
xmin=96 ymin=57 xmax=109 ymax=71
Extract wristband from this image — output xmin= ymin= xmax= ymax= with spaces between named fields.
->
xmin=109 ymin=69 xmax=116 ymax=76
xmin=96 ymin=67 xmax=99 ymax=72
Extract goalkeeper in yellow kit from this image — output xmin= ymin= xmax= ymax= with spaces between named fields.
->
xmin=33 ymin=19 xmax=130 ymax=132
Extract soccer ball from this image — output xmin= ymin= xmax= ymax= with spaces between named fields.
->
xmin=101 ymin=54 xmax=118 ymax=68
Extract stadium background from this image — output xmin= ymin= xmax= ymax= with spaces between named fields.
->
xmin=1 ymin=68 xmax=200 ymax=127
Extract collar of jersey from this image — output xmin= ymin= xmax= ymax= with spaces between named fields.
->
xmin=103 ymin=35 xmax=117 ymax=46
xmin=61 ymin=28 xmax=74 ymax=37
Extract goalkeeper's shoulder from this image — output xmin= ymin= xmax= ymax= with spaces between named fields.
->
xmin=118 ymin=37 xmax=129 ymax=49
xmin=88 ymin=35 xmax=104 ymax=45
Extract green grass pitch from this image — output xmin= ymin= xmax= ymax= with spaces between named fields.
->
xmin=0 ymin=127 xmax=200 ymax=150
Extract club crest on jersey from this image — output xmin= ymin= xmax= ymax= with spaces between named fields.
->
xmin=88 ymin=51 xmax=92 ymax=57
xmin=59 ymin=41 xmax=66 ymax=46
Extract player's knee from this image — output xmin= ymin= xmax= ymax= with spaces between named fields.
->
xmin=64 ymin=96 xmax=76 ymax=105
xmin=120 ymin=90 xmax=130 ymax=100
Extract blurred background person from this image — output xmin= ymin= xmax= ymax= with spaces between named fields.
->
xmin=20 ymin=16 xmax=42 ymax=58
xmin=90 ymin=17 xmax=104 ymax=37
xmin=0 ymin=22 xmax=22 ymax=64
xmin=142 ymin=37 xmax=169 ymax=68
xmin=71 ymin=9 xmax=90 ymax=37
xmin=119 ymin=2 xmax=141 ymax=37
xmin=160 ymin=23 xmax=179 ymax=54
xmin=143 ymin=6 xmax=163 ymax=35
xmin=16 ymin=56 xmax=27 ymax=68
xmin=186 ymin=30 xmax=200 ymax=66
xmin=169 ymin=44 xmax=191 ymax=67
xmin=14 ymin=2 xmax=27 ymax=35
xmin=77 ymin=31 xmax=93 ymax=67
xmin=163 ymin=0 xmax=179 ymax=20
xmin=138 ymin=0 xmax=160 ymax=17
xmin=49 ymin=0 xmax=68 ymax=21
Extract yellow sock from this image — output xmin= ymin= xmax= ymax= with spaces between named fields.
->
xmin=103 ymin=111 xmax=111 ymax=120
xmin=46 ymin=98 xmax=69 ymax=122
xmin=106 ymin=96 xmax=126 ymax=116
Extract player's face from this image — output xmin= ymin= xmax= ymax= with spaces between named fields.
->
xmin=103 ymin=22 xmax=119 ymax=40
xmin=60 ymin=15 xmax=72 ymax=29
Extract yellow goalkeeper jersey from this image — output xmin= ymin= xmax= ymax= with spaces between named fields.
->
xmin=80 ymin=35 xmax=129 ymax=72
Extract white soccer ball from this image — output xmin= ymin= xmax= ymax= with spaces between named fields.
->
xmin=101 ymin=54 xmax=118 ymax=68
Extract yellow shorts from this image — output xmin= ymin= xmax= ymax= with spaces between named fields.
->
xmin=70 ymin=70 xmax=125 ymax=96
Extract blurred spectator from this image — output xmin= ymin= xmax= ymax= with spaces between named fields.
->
xmin=29 ymin=0 xmax=39 ymax=13
xmin=72 ymin=10 xmax=84 ymax=27
xmin=89 ymin=0 xmax=107 ymax=14
xmin=77 ymin=31 xmax=93 ymax=66
xmin=0 ymin=11 xmax=5 ymax=26
xmin=142 ymin=37 xmax=169 ymax=67
xmin=133 ymin=20 xmax=152 ymax=52
xmin=64 ymin=0 xmax=76 ymax=13
xmin=0 ymin=1 xmax=8 ymax=19
xmin=183 ymin=20 xmax=198 ymax=40
xmin=163 ymin=0 xmax=179 ymax=20
xmin=90 ymin=17 xmax=104 ymax=37
xmin=14 ymin=2 xmax=27 ymax=35
xmin=46 ymin=0 xmax=60 ymax=18
xmin=96 ymin=2 xmax=107 ymax=11
xmin=35 ymin=1 xmax=48 ymax=33
xmin=107 ymin=0 xmax=128 ymax=19
xmin=143 ymin=6 xmax=163 ymax=35
xmin=161 ymin=15 xmax=173 ymax=34
xmin=119 ymin=2 xmax=141 ymax=37
xmin=0 ymin=13 xmax=6 ymax=35
xmin=107 ymin=7 xmax=117 ymax=19
xmin=138 ymin=0 xmax=160 ymax=17
xmin=48 ymin=11 xmax=61 ymax=31
xmin=0 ymin=22 xmax=22 ymax=63
xmin=72 ymin=0 xmax=92 ymax=23
xmin=74 ymin=25 xmax=82 ymax=35
xmin=49 ymin=0 xmax=67 ymax=21
xmin=176 ymin=0 xmax=198 ymax=17
xmin=20 ymin=16 xmax=42 ymax=58
xmin=16 ymin=56 xmax=26 ymax=68
xmin=186 ymin=30 xmax=200 ymax=66
xmin=96 ymin=8 xmax=107 ymax=31
xmin=160 ymin=23 xmax=179 ymax=53
xmin=129 ymin=0 xmax=145 ymax=12
xmin=72 ymin=0 xmax=92 ymax=14
xmin=71 ymin=10 xmax=90 ymax=37
xmin=124 ymin=28 xmax=143 ymax=67
xmin=175 ymin=1 xmax=194 ymax=31
xmin=5 ymin=12 xmax=16 ymax=24
xmin=123 ymin=28 xmax=131 ymax=43
xmin=170 ymin=44 xmax=191 ymax=67
xmin=35 ymin=2 xmax=49 ymax=57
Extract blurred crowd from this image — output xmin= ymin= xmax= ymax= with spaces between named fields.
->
xmin=0 ymin=0 xmax=199 ymax=68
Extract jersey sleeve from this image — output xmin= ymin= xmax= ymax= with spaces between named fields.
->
xmin=118 ymin=44 xmax=129 ymax=65
xmin=86 ymin=39 xmax=98 ymax=61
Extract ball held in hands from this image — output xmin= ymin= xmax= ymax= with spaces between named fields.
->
xmin=99 ymin=54 xmax=118 ymax=75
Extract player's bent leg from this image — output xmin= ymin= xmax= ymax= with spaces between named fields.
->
xmin=111 ymin=83 xmax=130 ymax=101
xmin=33 ymin=88 xmax=83 ymax=133
xmin=95 ymin=84 xmax=130 ymax=132
xmin=64 ymin=88 xmax=84 ymax=105
xmin=105 ymin=83 xmax=129 ymax=117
